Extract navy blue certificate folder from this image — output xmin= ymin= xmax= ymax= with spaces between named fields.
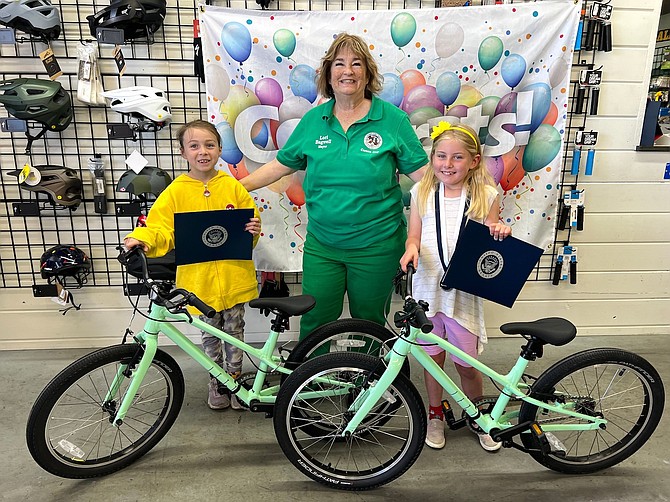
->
xmin=174 ymin=209 xmax=254 ymax=265
xmin=441 ymin=220 xmax=544 ymax=308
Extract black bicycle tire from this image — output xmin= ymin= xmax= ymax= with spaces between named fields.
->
xmin=518 ymin=347 xmax=664 ymax=474
xmin=273 ymin=352 xmax=426 ymax=491
xmin=285 ymin=318 xmax=409 ymax=378
xmin=26 ymin=344 xmax=184 ymax=478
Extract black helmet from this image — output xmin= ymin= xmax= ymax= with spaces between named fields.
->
xmin=0 ymin=0 xmax=61 ymax=42
xmin=7 ymin=165 xmax=83 ymax=209
xmin=87 ymin=0 xmax=166 ymax=41
xmin=116 ymin=166 xmax=172 ymax=197
xmin=40 ymin=245 xmax=91 ymax=286
xmin=0 ymin=78 xmax=72 ymax=131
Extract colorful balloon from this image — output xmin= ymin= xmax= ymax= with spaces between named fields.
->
xmin=221 ymin=22 xmax=252 ymax=63
xmin=519 ymin=82 xmax=552 ymax=132
xmin=522 ymin=124 xmax=561 ymax=172
xmin=484 ymin=155 xmax=504 ymax=185
xmin=289 ymin=64 xmax=317 ymax=103
xmin=286 ymin=172 xmax=305 ymax=206
xmin=478 ymin=36 xmax=503 ymax=71
xmin=501 ymin=53 xmax=527 ymax=89
xmin=476 ymin=95 xmax=501 ymax=143
xmin=500 ymin=145 xmax=526 ymax=191
xmin=219 ymin=85 xmax=261 ymax=129
xmin=399 ymin=69 xmax=426 ymax=96
xmin=446 ymin=105 xmax=469 ymax=118
xmin=542 ymin=101 xmax=559 ymax=126
xmin=205 ymin=65 xmax=230 ymax=102
xmin=408 ymin=106 xmax=442 ymax=126
xmin=216 ymin=121 xmax=243 ymax=165
xmin=390 ymin=12 xmax=417 ymax=48
xmin=402 ymin=85 xmax=443 ymax=116
xmin=379 ymin=73 xmax=404 ymax=107
xmin=435 ymin=23 xmax=464 ymax=59
xmin=436 ymin=71 xmax=461 ymax=107
xmin=254 ymin=78 xmax=283 ymax=108
xmin=494 ymin=91 xmax=517 ymax=136
xmin=451 ymin=84 xmax=483 ymax=108
xmin=227 ymin=159 xmax=250 ymax=180
xmin=273 ymin=28 xmax=296 ymax=58
xmin=548 ymin=57 xmax=569 ymax=89
xmin=278 ymin=95 xmax=312 ymax=122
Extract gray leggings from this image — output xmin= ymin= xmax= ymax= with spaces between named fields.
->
xmin=199 ymin=303 xmax=245 ymax=375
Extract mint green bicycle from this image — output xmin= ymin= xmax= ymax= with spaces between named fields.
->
xmin=26 ymin=248 xmax=402 ymax=479
xmin=273 ymin=265 xmax=665 ymax=490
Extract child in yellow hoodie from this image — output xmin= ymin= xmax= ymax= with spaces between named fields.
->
xmin=124 ymin=119 xmax=261 ymax=411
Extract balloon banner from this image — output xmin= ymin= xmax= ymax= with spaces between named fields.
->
xmin=200 ymin=4 xmax=580 ymax=269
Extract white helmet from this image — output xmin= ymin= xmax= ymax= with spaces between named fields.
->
xmin=101 ymin=86 xmax=172 ymax=125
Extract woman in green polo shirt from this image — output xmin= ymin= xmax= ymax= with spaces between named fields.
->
xmin=241 ymin=32 xmax=428 ymax=340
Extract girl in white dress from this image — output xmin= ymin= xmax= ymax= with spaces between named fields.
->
xmin=400 ymin=122 xmax=511 ymax=452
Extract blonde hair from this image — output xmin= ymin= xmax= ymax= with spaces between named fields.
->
xmin=316 ymin=33 xmax=383 ymax=99
xmin=176 ymin=119 xmax=221 ymax=149
xmin=415 ymin=123 xmax=495 ymax=220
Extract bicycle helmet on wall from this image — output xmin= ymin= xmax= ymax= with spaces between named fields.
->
xmin=87 ymin=0 xmax=166 ymax=41
xmin=101 ymin=86 xmax=172 ymax=128
xmin=40 ymin=245 xmax=91 ymax=286
xmin=0 ymin=0 xmax=61 ymax=42
xmin=7 ymin=165 xmax=83 ymax=209
xmin=116 ymin=166 xmax=172 ymax=197
xmin=0 ymin=78 xmax=72 ymax=131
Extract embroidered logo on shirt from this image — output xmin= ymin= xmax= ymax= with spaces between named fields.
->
xmin=202 ymin=225 xmax=228 ymax=248
xmin=477 ymin=251 xmax=504 ymax=279
xmin=315 ymin=135 xmax=331 ymax=149
xmin=363 ymin=132 xmax=382 ymax=150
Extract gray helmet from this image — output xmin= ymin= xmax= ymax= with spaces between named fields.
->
xmin=116 ymin=166 xmax=172 ymax=197
xmin=7 ymin=165 xmax=82 ymax=209
xmin=0 ymin=0 xmax=61 ymax=41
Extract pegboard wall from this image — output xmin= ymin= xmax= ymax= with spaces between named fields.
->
xmin=0 ymin=0 xmax=592 ymax=291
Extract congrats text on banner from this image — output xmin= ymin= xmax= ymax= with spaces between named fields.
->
xmin=199 ymin=3 xmax=580 ymax=272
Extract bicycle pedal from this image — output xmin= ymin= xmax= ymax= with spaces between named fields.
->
xmin=529 ymin=422 xmax=552 ymax=456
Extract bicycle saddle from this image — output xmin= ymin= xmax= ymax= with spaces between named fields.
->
xmin=499 ymin=317 xmax=576 ymax=346
xmin=249 ymin=295 xmax=315 ymax=317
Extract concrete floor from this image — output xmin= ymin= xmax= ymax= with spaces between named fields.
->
xmin=1 ymin=333 xmax=669 ymax=502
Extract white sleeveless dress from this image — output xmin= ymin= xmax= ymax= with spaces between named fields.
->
xmin=410 ymin=183 xmax=498 ymax=351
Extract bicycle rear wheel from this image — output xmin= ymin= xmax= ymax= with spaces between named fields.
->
xmin=273 ymin=352 xmax=425 ymax=491
xmin=285 ymin=318 xmax=409 ymax=376
xmin=519 ymin=348 xmax=664 ymax=474
xmin=26 ymin=344 xmax=184 ymax=478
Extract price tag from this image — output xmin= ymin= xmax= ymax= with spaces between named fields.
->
xmin=575 ymin=130 xmax=598 ymax=147
xmin=39 ymin=47 xmax=63 ymax=80
xmin=590 ymin=2 xmax=613 ymax=21
xmin=579 ymin=69 xmax=602 ymax=86
xmin=113 ymin=45 xmax=127 ymax=76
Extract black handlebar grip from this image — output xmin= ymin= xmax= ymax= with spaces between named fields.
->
xmin=189 ymin=294 xmax=216 ymax=318
xmin=552 ymin=261 xmax=562 ymax=286
xmin=584 ymin=18 xmax=596 ymax=51
xmin=558 ymin=203 xmax=569 ymax=230
xmin=577 ymin=205 xmax=585 ymax=231
xmin=414 ymin=309 xmax=434 ymax=333
xmin=569 ymin=261 xmax=577 ymax=285
xmin=589 ymin=87 xmax=600 ymax=116
xmin=574 ymin=86 xmax=586 ymax=114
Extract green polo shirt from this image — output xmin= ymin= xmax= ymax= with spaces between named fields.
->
xmin=277 ymin=96 xmax=428 ymax=249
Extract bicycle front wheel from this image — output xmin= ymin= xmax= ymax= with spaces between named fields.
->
xmin=26 ymin=344 xmax=185 ymax=478
xmin=273 ymin=352 xmax=425 ymax=491
xmin=519 ymin=348 xmax=664 ymax=474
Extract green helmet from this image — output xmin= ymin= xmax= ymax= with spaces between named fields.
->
xmin=0 ymin=78 xmax=72 ymax=131
xmin=116 ymin=166 xmax=172 ymax=197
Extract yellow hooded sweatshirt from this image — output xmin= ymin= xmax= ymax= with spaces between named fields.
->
xmin=126 ymin=170 xmax=260 ymax=313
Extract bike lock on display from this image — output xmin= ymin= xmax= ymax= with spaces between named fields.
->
xmin=88 ymin=153 xmax=107 ymax=214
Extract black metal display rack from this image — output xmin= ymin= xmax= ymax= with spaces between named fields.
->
xmin=0 ymin=0 xmax=596 ymax=292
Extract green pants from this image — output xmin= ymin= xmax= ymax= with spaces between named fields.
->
xmin=299 ymin=225 xmax=406 ymax=340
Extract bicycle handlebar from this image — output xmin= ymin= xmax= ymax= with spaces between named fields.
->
xmin=117 ymin=246 xmax=216 ymax=318
xmin=404 ymin=264 xmax=433 ymax=334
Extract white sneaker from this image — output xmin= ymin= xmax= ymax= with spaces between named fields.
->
xmin=425 ymin=418 xmax=446 ymax=449
xmin=207 ymin=378 xmax=230 ymax=410
xmin=230 ymin=393 xmax=244 ymax=410
xmin=476 ymin=431 xmax=502 ymax=452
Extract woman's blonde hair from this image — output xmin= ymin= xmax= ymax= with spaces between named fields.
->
xmin=415 ymin=123 xmax=495 ymax=220
xmin=316 ymin=33 xmax=383 ymax=99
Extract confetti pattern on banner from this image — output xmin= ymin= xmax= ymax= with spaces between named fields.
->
xmin=200 ymin=2 xmax=580 ymax=271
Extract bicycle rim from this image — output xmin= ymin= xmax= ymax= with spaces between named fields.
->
xmin=36 ymin=348 xmax=180 ymax=473
xmin=279 ymin=358 xmax=421 ymax=487
xmin=519 ymin=349 xmax=664 ymax=473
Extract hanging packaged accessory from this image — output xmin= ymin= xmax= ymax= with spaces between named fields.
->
xmin=88 ymin=153 xmax=107 ymax=213
xmin=552 ymin=246 xmax=578 ymax=286
xmin=434 ymin=187 xmax=469 ymax=291
xmin=76 ymin=41 xmax=106 ymax=105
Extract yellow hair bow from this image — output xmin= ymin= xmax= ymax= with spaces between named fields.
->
xmin=430 ymin=121 xmax=479 ymax=146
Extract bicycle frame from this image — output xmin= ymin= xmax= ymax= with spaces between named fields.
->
xmin=343 ymin=323 xmax=607 ymax=436
xmin=108 ymin=301 xmax=292 ymax=426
